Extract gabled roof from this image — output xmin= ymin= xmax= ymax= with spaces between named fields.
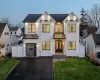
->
xmin=23 ymin=14 xmax=69 ymax=23
xmin=23 ymin=14 xmax=41 ymax=23
xmin=92 ymin=34 xmax=100 ymax=45
xmin=0 ymin=23 xmax=6 ymax=37
xmin=50 ymin=14 xmax=69 ymax=22
xmin=9 ymin=27 xmax=19 ymax=31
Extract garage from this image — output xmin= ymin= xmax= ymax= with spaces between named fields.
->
xmin=26 ymin=43 xmax=36 ymax=56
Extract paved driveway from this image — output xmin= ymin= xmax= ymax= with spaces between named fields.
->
xmin=5 ymin=57 xmax=53 ymax=80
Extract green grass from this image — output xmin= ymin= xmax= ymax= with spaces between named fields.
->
xmin=0 ymin=57 xmax=19 ymax=80
xmin=54 ymin=58 xmax=100 ymax=80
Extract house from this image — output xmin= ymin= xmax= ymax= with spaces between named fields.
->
xmin=84 ymin=34 xmax=100 ymax=53
xmin=12 ymin=11 xmax=85 ymax=58
xmin=8 ymin=26 xmax=23 ymax=53
xmin=9 ymin=26 xmax=23 ymax=44
xmin=0 ymin=23 xmax=11 ymax=56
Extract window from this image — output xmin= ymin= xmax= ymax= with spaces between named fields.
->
xmin=7 ymin=44 xmax=9 ymax=47
xmin=11 ymin=32 xmax=12 ymax=34
xmin=42 ymin=41 xmax=50 ymax=50
xmin=42 ymin=24 xmax=50 ymax=32
xmin=68 ymin=41 xmax=76 ymax=50
xmin=4 ymin=32 xmax=9 ymax=35
xmin=68 ymin=24 xmax=76 ymax=32
xmin=28 ymin=24 xmax=36 ymax=33
xmin=15 ymin=32 xmax=16 ymax=34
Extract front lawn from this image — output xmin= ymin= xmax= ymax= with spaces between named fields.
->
xmin=0 ymin=57 xmax=19 ymax=80
xmin=54 ymin=58 xmax=100 ymax=80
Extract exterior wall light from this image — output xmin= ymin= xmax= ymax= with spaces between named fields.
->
xmin=23 ymin=44 xmax=26 ymax=47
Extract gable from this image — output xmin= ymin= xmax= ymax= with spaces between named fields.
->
xmin=36 ymin=12 xmax=55 ymax=22
xmin=0 ymin=23 xmax=6 ymax=37
xmin=63 ymin=13 xmax=80 ymax=22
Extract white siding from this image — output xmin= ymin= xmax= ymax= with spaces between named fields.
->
xmin=85 ymin=34 xmax=95 ymax=52
xmin=64 ymin=21 xmax=80 ymax=56
xmin=0 ymin=24 xmax=11 ymax=55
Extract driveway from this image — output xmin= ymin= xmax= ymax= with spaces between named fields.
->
xmin=5 ymin=57 xmax=53 ymax=80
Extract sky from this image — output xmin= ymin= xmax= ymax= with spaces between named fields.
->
xmin=0 ymin=0 xmax=100 ymax=25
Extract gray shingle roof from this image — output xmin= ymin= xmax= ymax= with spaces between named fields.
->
xmin=92 ymin=34 xmax=100 ymax=45
xmin=23 ymin=14 xmax=41 ymax=23
xmin=0 ymin=23 xmax=6 ymax=37
xmin=9 ymin=27 xmax=19 ymax=31
xmin=23 ymin=14 xmax=69 ymax=22
xmin=50 ymin=14 xmax=69 ymax=22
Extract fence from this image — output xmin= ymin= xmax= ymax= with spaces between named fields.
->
xmin=12 ymin=46 xmax=25 ymax=57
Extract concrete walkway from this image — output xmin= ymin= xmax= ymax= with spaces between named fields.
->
xmin=5 ymin=57 xmax=53 ymax=80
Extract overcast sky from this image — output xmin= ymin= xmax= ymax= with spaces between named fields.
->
xmin=0 ymin=0 xmax=100 ymax=25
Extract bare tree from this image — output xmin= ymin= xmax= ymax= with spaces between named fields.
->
xmin=86 ymin=4 xmax=100 ymax=27
xmin=0 ymin=18 xmax=14 ymax=27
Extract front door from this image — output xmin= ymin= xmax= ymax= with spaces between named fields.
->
xmin=55 ymin=40 xmax=62 ymax=53
xmin=26 ymin=43 xmax=36 ymax=56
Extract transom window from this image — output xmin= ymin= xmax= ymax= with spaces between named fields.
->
xmin=68 ymin=41 xmax=76 ymax=50
xmin=42 ymin=24 xmax=50 ymax=32
xmin=68 ymin=24 xmax=76 ymax=32
xmin=28 ymin=24 xmax=36 ymax=33
xmin=42 ymin=41 xmax=50 ymax=50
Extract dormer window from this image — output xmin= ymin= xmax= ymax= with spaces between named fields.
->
xmin=28 ymin=24 xmax=36 ymax=33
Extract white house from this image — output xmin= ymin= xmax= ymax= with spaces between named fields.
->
xmin=8 ymin=26 xmax=23 ymax=53
xmin=0 ymin=23 xmax=11 ymax=56
xmin=12 ymin=11 xmax=85 ymax=58
xmin=84 ymin=34 xmax=100 ymax=53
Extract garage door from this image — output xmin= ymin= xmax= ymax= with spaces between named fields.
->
xmin=26 ymin=43 xmax=36 ymax=56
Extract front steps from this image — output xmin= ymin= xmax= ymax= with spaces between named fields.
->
xmin=53 ymin=55 xmax=66 ymax=60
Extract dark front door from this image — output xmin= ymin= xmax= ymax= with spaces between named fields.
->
xmin=26 ymin=43 xmax=36 ymax=56
xmin=55 ymin=40 xmax=62 ymax=52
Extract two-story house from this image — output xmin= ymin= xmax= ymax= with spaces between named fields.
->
xmin=15 ymin=11 xmax=85 ymax=58
xmin=12 ymin=11 xmax=85 ymax=58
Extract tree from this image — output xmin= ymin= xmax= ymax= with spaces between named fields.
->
xmin=0 ymin=18 xmax=14 ymax=27
xmin=86 ymin=4 xmax=100 ymax=28
xmin=80 ymin=8 xmax=87 ymax=25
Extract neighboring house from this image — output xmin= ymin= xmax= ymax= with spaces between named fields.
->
xmin=12 ymin=11 xmax=85 ymax=58
xmin=0 ymin=23 xmax=10 ymax=56
xmin=84 ymin=34 xmax=100 ymax=53
xmin=9 ymin=26 xmax=23 ymax=53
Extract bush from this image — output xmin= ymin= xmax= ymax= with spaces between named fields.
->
xmin=88 ymin=52 xmax=100 ymax=65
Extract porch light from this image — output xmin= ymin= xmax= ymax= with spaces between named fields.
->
xmin=37 ymin=44 xmax=39 ymax=47
xmin=23 ymin=44 xmax=26 ymax=47
xmin=42 ymin=15 xmax=44 ymax=20
xmin=25 ymin=22 xmax=28 ymax=25
xmin=36 ymin=22 xmax=38 ymax=26
xmin=67 ymin=16 xmax=70 ymax=21
xmin=57 ymin=22 xmax=60 ymax=24
xmin=48 ymin=16 xmax=50 ymax=20
xmin=74 ymin=16 xmax=76 ymax=20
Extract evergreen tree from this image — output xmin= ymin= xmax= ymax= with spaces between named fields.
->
xmin=80 ymin=8 xmax=87 ymax=25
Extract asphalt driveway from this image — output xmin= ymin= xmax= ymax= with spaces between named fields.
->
xmin=5 ymin=57 xmax=53 ymax=80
